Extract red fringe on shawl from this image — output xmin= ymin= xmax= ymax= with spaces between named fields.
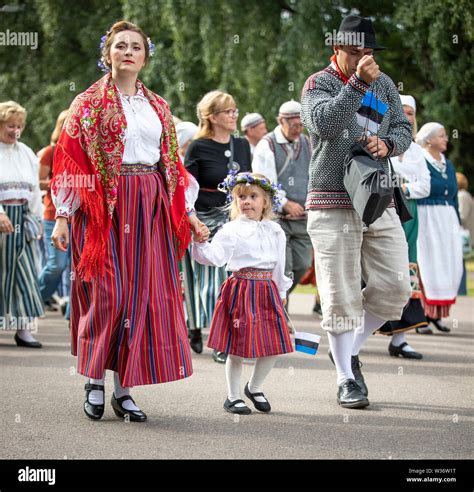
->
xmin=52 ymin=142 xmax=109 ymax=281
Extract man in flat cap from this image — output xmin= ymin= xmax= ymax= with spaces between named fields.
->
xmin=301 ymin=15 xmax=412 ymax=408
xmin=241 ymin=113 xmax=267 ymax=156
xmin=252 ymin=100 xmax=313 ymax=301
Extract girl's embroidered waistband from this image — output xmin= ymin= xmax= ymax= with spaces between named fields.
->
xmin=120 ymin=163 xmax=159 ymax=176
xmin=233 ymin=268 xmax=272 ymax=280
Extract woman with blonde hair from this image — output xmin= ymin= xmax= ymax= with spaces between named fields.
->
xmin=51 ymin=20 xmax=208 ymax=422
xmin=0 ymin=100 xmax=44 ymax=348
xmin=184 ymin=90 xmax=251 ymax=362
xmin=415 ymin=122 xmax=463 ymax=332
xmin=38 ymin=110 xmax=70 ymax=309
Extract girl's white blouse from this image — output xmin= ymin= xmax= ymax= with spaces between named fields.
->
xmin=192 ymin=215 xmax=292 ymax=299
xmin=52 ymin=88 xmax=198 ymax=218
xmin=0 ymin=141 xmax=43 ymax=218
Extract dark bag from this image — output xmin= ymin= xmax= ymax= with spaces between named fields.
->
xmin=343 ymin=141 xmax=393 ymax=226
xmin=389 ymin=162 xmax=413 ymax=223
xmin=392 ymin=184 xmax=413 ymax=223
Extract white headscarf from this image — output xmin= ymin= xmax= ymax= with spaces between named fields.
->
xmin=400 ymin=95 xmax=416 ymax=111
xmin=415 ymin=122 xmax=444 ymax=146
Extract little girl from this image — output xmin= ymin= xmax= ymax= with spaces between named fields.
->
xmin=192 ymin=172 xmax=293 ymax=415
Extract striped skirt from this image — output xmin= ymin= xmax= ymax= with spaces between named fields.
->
xmin=207 ymin=268 xmax=294 ymax=358
xmin=70 ymin=165 xmax=193 ymax=387
xmin=0 ymin=203 xmax=44 ymax=328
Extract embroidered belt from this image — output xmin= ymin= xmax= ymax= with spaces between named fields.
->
xmin=233 ymin=268 xmax=272 ymax=280
xmin=120 ymin=163 xmax=158 ymax=176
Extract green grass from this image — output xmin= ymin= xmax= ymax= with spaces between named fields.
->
xmin=294 ymin=258 xmax=474 ymax=297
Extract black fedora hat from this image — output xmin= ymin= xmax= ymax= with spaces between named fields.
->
xmin=336 ymin=15 xmax=385 ymax=51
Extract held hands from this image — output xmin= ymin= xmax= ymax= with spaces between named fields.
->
xmin=282 ymin=200 xmax=305 ymax=218
xmin=189 ymin=213 xmax=210 ymax=243
xmin=366 ymin=136 xmax=389 ymax=159
xmin=356 ymin=55 xmax=381 ymax=84
xmin=0 ymin=213 xmax=14 ymax=234
xmin=51 ymin=217 xmax=69 ymax=252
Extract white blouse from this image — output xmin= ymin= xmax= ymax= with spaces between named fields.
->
xmin=390 ymin=141 xmax=431 ymax=200
xmin=52 ymin=88 xmax=198 ymax=218
xmin=119 ymin=87 xmax=162 ymax=166
xmin=0 ymin=141 xmax=43 ymax=218
xmin=192 ymin=216 xmax=292 ymax=299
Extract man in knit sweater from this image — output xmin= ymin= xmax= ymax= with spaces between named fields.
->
xmin=301 ymin=15 xmax=412 ymax=408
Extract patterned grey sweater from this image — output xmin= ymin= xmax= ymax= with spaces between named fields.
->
xmin=300 ymin=62 xmax=412 ymax=209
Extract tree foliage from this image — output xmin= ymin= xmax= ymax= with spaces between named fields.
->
xmin=1 ymin=0 xmax=472 ymax=186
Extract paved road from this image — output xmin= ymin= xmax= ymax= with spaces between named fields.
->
xmin=1 ymin=295 xmax=473 ymax=459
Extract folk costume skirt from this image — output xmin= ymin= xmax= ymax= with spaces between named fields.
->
xmin=0 ymin=203 xmax=44 ymax=329
xmin=378 ymin=200 xmax=428 ymax=335
xmin=70 ymin=164 xmax=193 ymax=387
xmin=207 ymin=268 xmax=293 ymax=358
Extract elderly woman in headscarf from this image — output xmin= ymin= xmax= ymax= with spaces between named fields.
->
xmin=414 ymin=122 xmax=463 ymax=333
xmin=377 ymin=95 xmax=431 ymax=356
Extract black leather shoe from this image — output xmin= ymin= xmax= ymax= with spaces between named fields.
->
xmin=244 ymin=382 xmax=271 ymax=413
xmin=337 ymin=379 xmax=369 ymax=409
xmin=416 ymin=326 xmax=433 ymax=335
xmin=328 ymin=350 xmax=368 ymax=397
xmin=189 ymin=329 xmax=203 ymax=354
xmin=14 ymin=332 xmax=42 ymax=348
xmin=111 ymin=394 xmax=147 ymax=422
xmin=84 ymin=383 xmax=104 ymax=420
xmin=212 ymin=350 xmax=227 ymax=364
xmin=389 ymin=342 xmax=423 ymax=359
xmin=427 ymin=317 xmax=451 ymax=333
xmin=223 ymin=398 xmax=251 ymax=415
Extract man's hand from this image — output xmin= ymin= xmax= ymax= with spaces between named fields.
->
xmin=283 ymin=200 xmax=305 ymax=218
xmin=356 ymin=55 xmax=381 ymax=84
xmin=366 ymin=136 xmax=389 ymax=159
xmin=0 ymin=213 xmax=14 ymax=234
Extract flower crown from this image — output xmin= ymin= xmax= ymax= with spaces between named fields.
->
xmin=218 ymin=171 xmax=283 ymax=211
xmin=98 ymin=31 xmax=156 ymax=72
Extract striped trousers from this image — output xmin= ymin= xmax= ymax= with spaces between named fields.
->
xmin=0 ymin=204 xmax=44 ymax=329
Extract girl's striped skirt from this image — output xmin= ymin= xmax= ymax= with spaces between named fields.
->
xmin=70 ymin=164 xmax=193 ymax=387
xmin=207 ymin=268 xmax=294 ymax=358
xmin=0 ymin=203 xmax=44 ymax=328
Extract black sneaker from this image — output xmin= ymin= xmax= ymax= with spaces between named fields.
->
xmin=337 ymin=379 xmax=369 ymax=409
xmin=212 ymin=350 xmax=227 ymax=364
xmin=328 ymin=350 xmax=368 ymax=397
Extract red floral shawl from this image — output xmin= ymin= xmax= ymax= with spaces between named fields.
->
xmin=51 ymin=73 xmax=190 ymax=281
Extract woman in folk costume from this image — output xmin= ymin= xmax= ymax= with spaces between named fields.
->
xmin=377 ymin=95 xmax=430 ymax=357
xmin=192 ymin=172 xmax=293 ymax=415
xmin=0 ymin=100 xmax=44 ymax=348
xmin=51 ymin=21 xmax=209 ymax=422
xmin=414 ymin=122 xmax=463 ymax=333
